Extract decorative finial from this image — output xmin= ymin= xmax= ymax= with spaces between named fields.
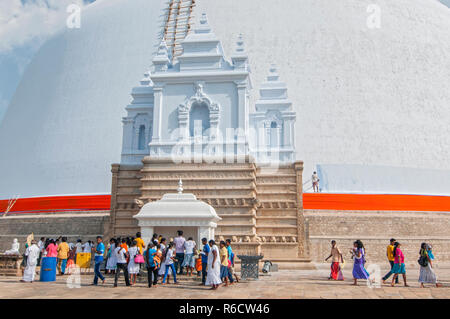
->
xmin=177 ymin=179 xmax=183 ymax=194
xmin=235 ymin=33 xmax=245 ymax=53
xmin=267 ymin=64 xmax=280 ymax=82
xmin=200 ymin=13 xmax=208 ymax=25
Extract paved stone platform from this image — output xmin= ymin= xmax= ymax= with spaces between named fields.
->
xmin=1 ymin=264 xmax=450 ymax=299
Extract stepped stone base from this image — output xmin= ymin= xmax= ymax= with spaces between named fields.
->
xmin=109 ymin=158 xmax=309 ymax=261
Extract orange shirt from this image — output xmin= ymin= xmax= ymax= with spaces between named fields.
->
xmin=120 ymin=243 xmax=128 ymax=252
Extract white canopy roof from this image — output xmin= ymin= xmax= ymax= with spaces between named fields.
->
xmin=134 ymin=187 xmax=221 ymax=227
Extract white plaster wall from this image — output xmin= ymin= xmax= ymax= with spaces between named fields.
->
xmin=199 ymin=0 xmax=450 ymax=184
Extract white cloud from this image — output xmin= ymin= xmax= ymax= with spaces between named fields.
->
xmin=0 ymin=0 xmax=88 ymax=53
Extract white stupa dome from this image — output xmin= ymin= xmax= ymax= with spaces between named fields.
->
xmin=1 ymin=0 xmax=450 ymax=198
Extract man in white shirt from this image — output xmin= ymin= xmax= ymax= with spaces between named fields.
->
xmin=21 ymin=240 xmax=40 ymax=282
xmin=312 ymin=171 xmax=320 ymax=192
xmin=183 ymin=238 xmax=197 ymax=276
xmin=114 ymin=245 xmax=130 ymax=287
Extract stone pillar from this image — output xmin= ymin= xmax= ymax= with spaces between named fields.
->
xmin=294 ymin=161 xmax=308 ymax=258
xmin=198 ymin=226 xmax=214 ymax=247
xmin=236 ymin=82 xmax=248 ymax=136
xmin=121 ymin=117 xmax=134 ymax=154
xmin=152 ymin=86 xmax=164 ymax=143
xmin=109 ymin=164 xmax=120 ymax=238
xmin=140 ymin=225 xmax=154 ymax=247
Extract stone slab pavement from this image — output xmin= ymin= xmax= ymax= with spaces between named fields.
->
xmin=1 ymin=263 xmax=449 ymax=299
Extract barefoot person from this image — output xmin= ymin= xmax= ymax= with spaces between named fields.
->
xmin=162 ymin=243 xmax=177 ymax=285
xmin=351 ymin=240 xmax=370 ymax=286
xmin=21 ymin=240 xmax=40 ymax=283
xmin=205 ymin=240 xmax=221 ymax=290
xmin=391 ymin=242 xmax=408 ymax=287
xmin=312 ymin=171 xmax=320 ymax=192
xmin=219 ymin=241 xmax=230 ymax=286
xmin=325 ymin=240 xmax=344 ymax=280
xmin=127 ymin=240 xmax=140 ymax=286
xmin=418 ymin=243 xmax=441 ymax=288
xmin=226 ymin=239 xmax=239 ymax=283
xmin=92 ymin=236 xmax=106 ymax=286
xmin=382 ymin=238 xmax=398 ymax=284
xmin=182 ymin=237 xmax=197 ymax=276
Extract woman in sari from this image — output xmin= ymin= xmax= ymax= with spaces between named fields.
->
xmin=418 ymin=243 xmax=441 ymax=288
xmin=391 ymin=242 xmax=409 ymax=287
xmin=105 ymin=238 xmax=117 ymax=274
xmin=205 ymin=240 xmax=221 ymax=290
xmin=351 ymin=240 xmax=370 ymax=285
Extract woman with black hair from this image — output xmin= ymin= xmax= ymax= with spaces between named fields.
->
xmin=418 ymin=242 xmax=441 ymax=288
xmin=205 ymin=239 xmax=221 ymax=290
xmin=391 ymin=242 xmax=408 ymax=287
xmin=350 ymin=240 xmax=370 ymax=285
xmin=162 ymin=242 xmax=177 ymax=284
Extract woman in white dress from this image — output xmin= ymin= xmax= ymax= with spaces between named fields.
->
xmin=418 ymin=243 xmax=441 ymax=288
xmin=158 ymin=238 xmax=170 ymax=278
xmin=106 ymin=238 xmax=117 ymax=274
xmin=205 ymin=240 xmax=221 ymax=290
xmin=127 ymin=240 xmax=140 ymax=285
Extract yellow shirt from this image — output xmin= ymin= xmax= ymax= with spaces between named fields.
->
xmin=135 ymin=237 xmax=145 ymax=254
xmin=57 ymin=242 xmax=70 ymax=259
xmin=387 ymin=244 xmax=395 ymax=261
xmin=220 ymin=247 xmax=228 ymax=266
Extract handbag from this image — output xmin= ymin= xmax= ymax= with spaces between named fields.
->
xmin=134 ymin=248 xmax=145 ymax=264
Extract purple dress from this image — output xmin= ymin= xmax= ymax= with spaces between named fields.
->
xmin=352 ymin=248 xmax=370 ymax=279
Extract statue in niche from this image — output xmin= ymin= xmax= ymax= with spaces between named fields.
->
xmin=5 ymin=238 xmax=20 ymax=255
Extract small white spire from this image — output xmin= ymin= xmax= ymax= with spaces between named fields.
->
xmin=235 ymin=33 xmax=245 ymax=53
xmin=177 ymin=179 xmax=183 ymax=194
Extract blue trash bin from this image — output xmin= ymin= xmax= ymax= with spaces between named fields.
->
xmin=40 ymin=257 xmax=57 ymax=282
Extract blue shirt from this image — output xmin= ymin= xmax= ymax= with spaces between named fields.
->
xmin=202 ymin=244 xmax=210 ymax=263
xmin=144 ymin=248 xmax=157 ymax=267
xmin=227 ymin=246 xmax=233 ymax=263
xmin=94 ymin=242 xmax=105 ymax=262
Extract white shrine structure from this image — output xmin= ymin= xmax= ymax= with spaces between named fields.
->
xmin=110 ymin=13 xmax=308 ymax=264
xmin=134 ymin=180 xmax=221 ymax=245
xmin=120 ymin=13 xmax=296 ymax=165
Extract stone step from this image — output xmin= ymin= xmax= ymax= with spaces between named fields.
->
xmin=256 ymin=217 xmax=297 ymax=227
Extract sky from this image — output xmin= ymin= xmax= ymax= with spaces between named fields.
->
xmin=0 ymin=0 xmax=449 ymax=124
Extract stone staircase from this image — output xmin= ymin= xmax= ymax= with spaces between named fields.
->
xmin=255 ymin=165 xmax=307 ymax=260
xmin=163 ymin=0 xmax=196 ymax=61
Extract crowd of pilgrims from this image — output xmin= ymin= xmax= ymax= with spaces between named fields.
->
xmin=98 ymin=230 xmax=239 ymax=289
xmin=19 ymin=230 xmax=239 ymax=288
xmin=325 ymin=239 xmax=442 ymax=288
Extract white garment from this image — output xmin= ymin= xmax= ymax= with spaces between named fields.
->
xmin=184 ymin=240 xmax=196 ymax=254
xmin=158 ymin=244 xmax=170 ymax=276
xmin=166 ymin=248 xmax=174 ymax=265
xmin=75 ymin=242 xmax=83 ymax=254
xmin=38 ymin=240 xmax=44 ymax=251
xmin=312 ymin=173 xmax=319 ymax=183
xmin=106 ymin=243 xmax=117 ymax=270
xmin=5 ymin=238 xmax=20 ymax=255
xmin=115 ymin=246 xmax=127 ymax=264
xmin=22 ymin=244 xmax=40 ymax=282
xmin=127 ymin=246 xmax=140 ymax=274
xmin=205 ymin=245 xmax=222 ymax=286
xmin=82 ymin=243 xmax=92 ymax=253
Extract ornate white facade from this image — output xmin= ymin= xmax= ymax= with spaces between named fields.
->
xmin=121 ymin=13 xmax=296 ymax=165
